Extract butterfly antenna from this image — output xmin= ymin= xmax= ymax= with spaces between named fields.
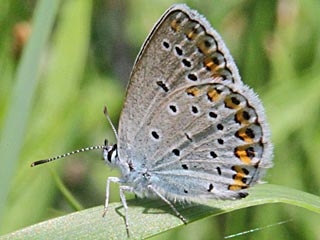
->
xmin=30 ymin=145 xmax=106 ymax=167
xmin=103 ymin=106 xmax=119 ymax=141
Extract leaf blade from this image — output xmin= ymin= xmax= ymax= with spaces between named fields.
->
xmin=2 ymin=184 xmax=320 ymax=239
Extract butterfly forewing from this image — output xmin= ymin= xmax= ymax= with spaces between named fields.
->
xmin=119 ymin=5 xmax=242 ymax=157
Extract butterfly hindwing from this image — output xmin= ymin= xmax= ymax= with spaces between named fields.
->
xmin=131 ymin=81 xmax=272 ymax=200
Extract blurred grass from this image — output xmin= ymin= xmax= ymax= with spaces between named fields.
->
xmin=0 ymin=0 xmax=320 ymax=239
xmin=0 ymin=0 xmax=60 ymax=229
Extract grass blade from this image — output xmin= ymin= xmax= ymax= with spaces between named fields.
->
xmin=0 ymin=0 xmax=59 ymax=224
xmin=2 ymin=184 xmax=320 ymax=239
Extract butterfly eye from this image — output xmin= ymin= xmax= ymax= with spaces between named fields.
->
xmin=106 ymin=144 xmax=118 ymax=163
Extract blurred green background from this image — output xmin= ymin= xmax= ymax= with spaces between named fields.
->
xmin=1 ymin=0 xmax=320 ymax=239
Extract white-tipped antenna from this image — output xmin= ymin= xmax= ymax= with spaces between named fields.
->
xmin=31 ymin=145 xmax=106 ymax=167
xmin=103 ymin=106 xmax=119 ymax=141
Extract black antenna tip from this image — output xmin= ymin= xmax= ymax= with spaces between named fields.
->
xmin=30 ymin=160 xmax=48 ymax=167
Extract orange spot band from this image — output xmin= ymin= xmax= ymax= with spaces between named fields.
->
xmin=207 ymin=89 xmax=221 ymax=102
xmin=236 ymin=128 xmax=254 ymax=143
xmin=186 ymin=87 xmax=200 ymax=96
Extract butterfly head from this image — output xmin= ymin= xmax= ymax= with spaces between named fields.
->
xmin=103 ymin=141 xmax=133 ymax=175
xmin=103 ymin=143 xmax=119 ymax=167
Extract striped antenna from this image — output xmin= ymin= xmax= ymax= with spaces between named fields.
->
xmin=103 ymin=106 xmax=118 ymax=142
xmin=31 ymin=145 xmax=106 ymax=167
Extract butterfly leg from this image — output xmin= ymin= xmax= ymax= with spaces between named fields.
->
xmin=102 ymin=177 xmax=121 ymax=217
xmin=147 ymin=185 xmax=187 ymax=224
xmin=119 ymin=185 xmax=134 ymax=237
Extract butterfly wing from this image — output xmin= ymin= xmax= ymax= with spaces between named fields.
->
xmin=117 ymin=4 xmax=273 ymax=200
xmin=141 ymin=81 xmax=273 ymax=200
xmin=119 ymin=4 xmax=242 ymax=160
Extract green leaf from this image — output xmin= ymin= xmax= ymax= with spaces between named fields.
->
xmin=2 ymin=184 xmax=320 ymax=239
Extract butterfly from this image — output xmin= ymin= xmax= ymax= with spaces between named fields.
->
xmin=32 ymin=4 xmax=273 ymax=236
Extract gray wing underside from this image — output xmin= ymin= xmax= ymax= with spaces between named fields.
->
xmin=117 ymin=4 xmax=273 ymax=200
xmin=126 ymin=81 xmax=272 ymax=199
xmin=118 ymin=4 xmax=241 ymax=158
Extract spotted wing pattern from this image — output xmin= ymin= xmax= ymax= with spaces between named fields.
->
xmin=118 ymin=4 xmax=273 ymax=201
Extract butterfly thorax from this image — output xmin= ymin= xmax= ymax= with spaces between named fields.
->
xmin=103 ymin=144 xmax=156 ymax=198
